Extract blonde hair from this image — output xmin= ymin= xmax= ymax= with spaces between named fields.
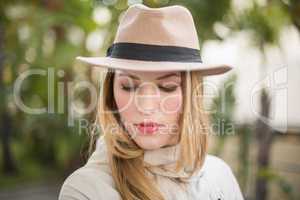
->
xmin=89 ymin=69 xmax=209 ymax=200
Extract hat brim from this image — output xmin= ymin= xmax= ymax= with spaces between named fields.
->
xmin=76 ymin=56 xmax=232 ymax=76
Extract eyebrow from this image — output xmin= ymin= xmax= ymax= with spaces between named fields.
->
xmin=118 ymin=72 xmax=180 ymax=80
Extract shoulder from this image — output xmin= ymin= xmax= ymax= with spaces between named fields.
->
xmin=200 ymin=154 xmax=237 ymax=187
xmin=199 ymin=154 xmax=244 ymax=200
xmin=197 ymin=154 xmax=236 ymax=182
xmin=58 ymin=150 xmax=121 ymax=200
xmin=203 ymin=154 xmax=233 ymax=173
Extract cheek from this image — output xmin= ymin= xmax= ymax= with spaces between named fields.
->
xmin=114 ymin=91 xmax=128 ymax=110
xmin=113 ymin=84 xmax=134 ymax=115
xmin=160 ymin=90 xmax=183 ymax=115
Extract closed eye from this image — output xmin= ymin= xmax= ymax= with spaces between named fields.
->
xmin=121 ymin=84 xmax=138 ymax=92
xmin=121 ymin=84 xmax=178 ymax=93
xmin=158 ymin=85 xmax=178 ymax=92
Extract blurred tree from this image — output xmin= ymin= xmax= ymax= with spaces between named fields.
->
xmin=255 ymin=88 xmax=273 ymax=200
xmin=280 ymin=0 xmax=300 ymax=33
xmin=210 ymin=74 xmax=237 ymax=156
xmin=0 ymin=0 xmax=97 ymax=182
xmin=237 ymin=124 xmax=252 ymax=194
xmin=0 ymin=0 xmax=18 ymax=175
xmin=229 ymin=0 xmax=297 ymax=199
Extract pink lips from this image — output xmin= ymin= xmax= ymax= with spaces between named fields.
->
xmin=135 ymin=122 xmax=163 ymax=135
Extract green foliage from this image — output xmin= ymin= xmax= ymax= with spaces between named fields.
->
xmin=257 ymin=167 xmax=296 ymax=200
xmin=233 ymin=0 xmax=291 ymax=50
xmin=168 ymin=0 xmax=232 ymax=42
xmin=210 ymin=74 xmax=237 ymax=155
xmin=0 ymin=0 xmax=95 ymax=186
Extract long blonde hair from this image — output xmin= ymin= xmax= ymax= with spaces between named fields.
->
xmin=89 ymin=69 xmax=209 ymax=200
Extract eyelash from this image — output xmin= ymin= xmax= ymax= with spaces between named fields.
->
xmin=121 ymin=84 xmax=178 ymax=93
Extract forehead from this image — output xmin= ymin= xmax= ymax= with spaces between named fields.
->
xmin=115 ymin=70 xmax=181 ymax=81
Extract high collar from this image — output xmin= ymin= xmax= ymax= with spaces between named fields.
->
xmin=143 ymin=143 xmax=181 ymax=166
xmin=94 ymin=136 xmax=181 ymax=165
xmin=93 ymin=137 xmax=204 ymax=180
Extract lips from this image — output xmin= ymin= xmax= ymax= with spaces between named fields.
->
xmin=135 ymin=122 xmax=163 ymax=134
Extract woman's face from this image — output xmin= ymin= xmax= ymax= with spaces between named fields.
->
xmin=113 ymin=69 xmax=183 ymax=150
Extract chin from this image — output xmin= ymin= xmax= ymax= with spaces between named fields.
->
xmin=132 ymin=135 xmax=167 ymax=150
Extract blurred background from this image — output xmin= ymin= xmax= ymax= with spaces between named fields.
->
xmin=0 ymin=0 xmax=299 ymax=200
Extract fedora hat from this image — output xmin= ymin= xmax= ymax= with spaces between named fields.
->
xmin=76 ymin=4 xmax=232 ymax=75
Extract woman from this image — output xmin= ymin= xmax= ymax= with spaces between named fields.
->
xmin=59 ymin=3 xmax=244 ymax=200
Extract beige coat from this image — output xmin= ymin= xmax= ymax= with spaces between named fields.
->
xmin=59 ymin=137 xmax=244 ymax=200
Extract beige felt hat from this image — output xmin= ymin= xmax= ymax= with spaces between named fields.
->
xmin=76 ymin=4 xmax=232 ymax=75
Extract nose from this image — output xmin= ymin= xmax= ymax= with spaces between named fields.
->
xmin=135 ymin=83 xmax=160 ymax=115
